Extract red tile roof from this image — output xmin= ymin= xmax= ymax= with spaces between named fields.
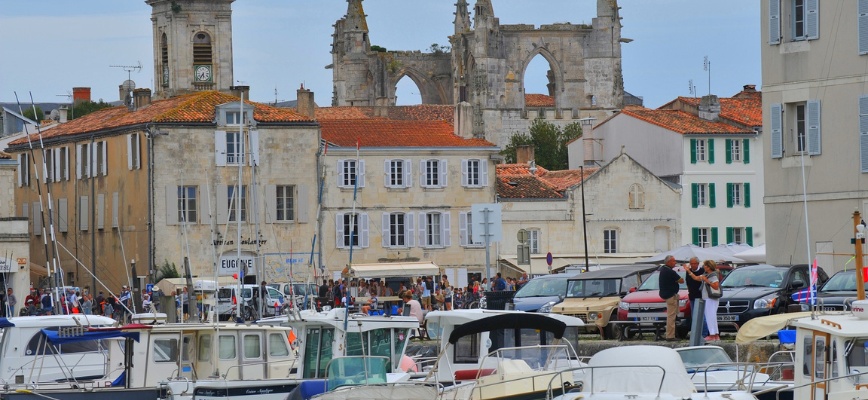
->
xmin=319 ymin=119 xmax=495 ymax=148
xmin=525 ymin=94 xmax=555 ymax=107
xmin=496 ymin=163 xmax=598 ymax=199
xmin=8 ymin=91 xmax=312 ymax=146
xmin=619 ymin=106 xmax=752 ymax=135
xmin=316 ymin=105 xmax=454 ymax=123
xmin=672 ymin=96 xmax=762 ymax=127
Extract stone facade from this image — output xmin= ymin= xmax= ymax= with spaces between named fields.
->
xmin=0 ymin=156 xmax=29 ymax=315
xmin=330 ymin=0 xmax=624 ymax=148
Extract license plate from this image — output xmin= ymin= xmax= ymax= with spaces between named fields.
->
xmin=640 ymin=316 xmax=658 ymax=322
xmin=718 ymin=315 xmax=738 ymax=322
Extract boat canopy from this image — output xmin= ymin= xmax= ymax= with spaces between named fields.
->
xmin=447 ymin=313 xmax=567 ymax=344
xmin=346 ymin=261 xmax=439 ymax=279
xmin=734 ymin=311 xmax=812 ymax=344
xmin=40 ymin=326 xmax=146 ymax=344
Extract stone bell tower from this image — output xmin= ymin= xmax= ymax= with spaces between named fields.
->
xmin=147 ymin=0 xmax=235 ymax=99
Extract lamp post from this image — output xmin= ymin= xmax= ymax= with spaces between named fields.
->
xmin=579 ymin=165 xmax=590 ymax=270
xmin=854 ymin=211 xmax=866 ymax=300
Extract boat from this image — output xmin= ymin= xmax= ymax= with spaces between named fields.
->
xmin=675 ymin=345 xmax=792 ymax=399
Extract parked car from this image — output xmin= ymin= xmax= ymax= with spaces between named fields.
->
xmin=796 ymin=269 xmax=857 ymax=311
xmin=268 ymin=282 xmax=318 ymax=308
xmin=216 ymin=284 xmax=285 ymax=320
xmin=616 ymin=269 xmax=692 ymax=338
xmin=551 ymin=264 xmax=658 ymax=338
xmin=510 ymin=272 xmax=581 ymax=312
xmin=715 ymin=264 xmax=828 ymax=330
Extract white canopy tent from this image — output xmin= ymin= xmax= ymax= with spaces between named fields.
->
xmin=734 ymin=244 xmax=766 ymax=263
xmin=640 ymin=244 xmax=746 ymax=264
xmin=346 ymin=261 xmax=440 ymax=279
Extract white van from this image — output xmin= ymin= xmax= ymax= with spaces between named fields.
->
xmin=216 ymin=285 xmax=284 ymax=320
xmin=268 ymin=282 xmax=318 ymax=307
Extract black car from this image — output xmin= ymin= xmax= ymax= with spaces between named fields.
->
xmin=715 ymin=264 xmax=828 ymax=330
xmin=808 ymin=269 xmax=857 ymax=311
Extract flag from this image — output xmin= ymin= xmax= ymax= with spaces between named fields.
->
xmin=809 ymin=259 xmax=818 ymax=305
xmin=288 ymin=329 xmax=297 ymax=344
xmin=792 ymin=286 xmax=817 ymax=302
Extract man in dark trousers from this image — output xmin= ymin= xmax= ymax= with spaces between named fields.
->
xmin=658 ymin=255 xmax=685 ymax=341
xmin=684 ymin=257 xmax=709 ymax=338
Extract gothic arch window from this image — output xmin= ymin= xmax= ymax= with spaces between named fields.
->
xmin=160 ymin=33 xmax=169 ymax=87
xmin=520 ymin=48 xmax=562 ymax=110
xmin=193 ymin=32 xmax=213 ymax=83
xmin=628 ymin=183 xmax=645 ymax=209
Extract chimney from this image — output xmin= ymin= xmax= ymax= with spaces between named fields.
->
xmin=374 ymin=97 xmax=389 ymax=118
xmin=516 ymin=145 xmax=535 ymax=165
xmin=698 ymin=94 xmax=720 ymax=121
xmin=453 ymin=101 xmax=474 ymax=139
xmin=72 ymin=87 xmax=91 ymax=105
xmin=58 ymin=106 xmax=68 ymax=123
xmin=134 ymin=88 xmax=152 ymax=109
xmin=296 ymin=84 xmax=315 ymax=119
xmin=230 ymin=85 xmax=250 ymax=100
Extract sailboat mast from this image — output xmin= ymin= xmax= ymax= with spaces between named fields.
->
xmin=235 ymin=92 xmax=244 ymax=320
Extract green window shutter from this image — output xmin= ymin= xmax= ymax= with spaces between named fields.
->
xmin=708 ymin=183 xmax=716 ymax=208
xmin=743 ymin=138 xmax=750 ymax=164
xmin=744 ymin=182 xmax=751 ymax=208
xmin=690 ymin=139 xmax=697 ymax=164
xmin=691 ymin=183 xmax=698 ymax=208
xmin=746 ymin=227 xmax=754 ymax=246
xmin=725 ymin=139 xmax=732 ymax=164
xmin=708 ymin=139 xmax=715 ymax=164
xmin=692 ymin=228 xmax=700 ymax=246
xmin=726 ymin=183 xmax=734 ymax=208
xmin=726 ymin=227 xmax=734 ymax=244
xmin=711 ymin=227 xmax=719 ymax=246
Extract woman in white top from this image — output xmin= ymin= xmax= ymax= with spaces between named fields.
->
xmin=688 ymin=260 xmax=722 ymax=342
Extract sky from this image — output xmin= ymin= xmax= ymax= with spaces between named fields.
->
xmin=0 ymin=1 xmax=760 ymax=109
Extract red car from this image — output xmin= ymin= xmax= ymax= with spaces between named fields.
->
xmin=616 ymin=268 xmax=691 ymax=338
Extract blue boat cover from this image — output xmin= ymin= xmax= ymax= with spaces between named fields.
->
xmin=41 ymin=328 xmax=140 ymax=344
xmin=0 ymin=318 xmax=15 ymax=328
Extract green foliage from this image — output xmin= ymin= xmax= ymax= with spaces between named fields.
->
xmin=370 ymin=45 xmax=387 ymax=52
xmin=429 ymin=43 xmax=451 ymax=54
xmin=69 ymin=100 xmax=113 ymax=120
xmin=156 ymin=261 xmax=180 ymax=280
xmin=501 ymin=119 xmax=582 ymax=170
xmin=21 ymin=106 xmax=43 ymax=122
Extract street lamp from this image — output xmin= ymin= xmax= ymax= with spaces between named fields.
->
xmin=855 ymin=211 xmax=866 ymax=300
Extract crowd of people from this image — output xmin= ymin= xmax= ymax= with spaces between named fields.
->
xmin=659 ymin=255 xmax=722 ymax=342
xmin=15 ymin=285 xmax=138 ymax=321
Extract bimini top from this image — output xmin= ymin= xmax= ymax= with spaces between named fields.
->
xmin=447 ymin=312 xmax=567 ymax=344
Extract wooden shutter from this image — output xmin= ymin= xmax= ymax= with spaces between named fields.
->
xmin=708 ymin=139 xmax=715 ymax=164
xmin=805 ymin=0 xmax=819 ymax=40
xmin=404 ymin=159 xmax=412 ymax=187
xmin=746 ymin=227 xmax=754 ymax=246
xmin=248 ymin=130 xmax=260 ymax=166
xmin=360 ymin=213 xmax=369 ymax=248
xmin=725 ymin=139 xmax=732 ymax=164
xmin=357 ymin=160 xmax=366 ymax=187
xmin=127 ymin=134 xmax=134 ymax=170
xmin=418 ymin=212 xmax=427 ymax=247
xmin=711 ymin=227 xmax=719 ymax=247
xmin=79 ymin=196 xmax=89 ymax=231
xmin=297 ymin=185 xmax=309 ymax=223
xmin=461 ymin=160 xmax=469 ymax=186
xmin=265 ymin=184 xmax=276 ymax=223
xmin=726 ymin=227 xmax=734 ymax=244
xmin=337 ymin=160 xmax=346 ymax=187
xmin=382 ymin=213 xmax=391 ymax=248
xmin=32 ymin=202 xmax=41 ymax=236
xmin=75 ymin=145 xmax=82 ymax=180
xmin=807 ymin=100 xmax=822 ymax=155
xmin=691 ymin=183 xmax=698 ymax=208
xmin=769 ymin=0 xmax=781 ymax=44
xmin=692 ymin=228 xmax=700 ymax=246
xmin=442 ymin=212 xmax=451 ymax=247
xmin=690 ymin=139 xmax=697 ymax=164
xmin=166 ymin=186 xmax=179 ymax=225
xmin=112 ymin=192 xmax=119 ymax=228
xmin=200 ymin=186 xmax=211 ymax=225
xmin=860 ymin=0 xmax=868 ymax=54
xmin=709 ymin=183 xmax=716 ymax=208
xmin=744 ymin=183 xmax=751 ymax=208
xmin=419 ymin=160 xmax=428 ymax=188
xmin=335 ymin=213 xmax=345 ymax=249
xmin=770 ymin=104 xmax=783 ymax=158
xmin=480 ymin=160 xmax=489 ymax=186
xmin=861 ymin=96 xmax=868 ymax=172
xmin=743 ymin=139 xmax=750 ymax=164
xmin=440 ymin=160 xmax=448 ymax=187
xmin=58 ymin=198 xmax=68 ymax=233
xmin=726 ymin=183 xmax=734 ymax=208
xmin=459 ymin=212 xmax=468 ymax=246
xmin=215 ymin=131 xmax=227 ymax=166
xmin=17 ymin=154 xmax=23 ymax=187
xmin=406 ymin=212 xmax=415 ymax=248
xmin=54 ymin=148 xmax=61 ymax=181
xmin=215 ymin=185 xmax=228 ymax=224
xmin=97 ymin=193 xmax=105 ymax=229
xmin=384 ymin=160 xmax=393 ymax=188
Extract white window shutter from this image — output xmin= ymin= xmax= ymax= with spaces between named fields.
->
xmin=101 ymin=142 xmax=108 ymax=176
xmin=404 ymin=159 xmax=412 ymax=187
xmin=265 ymin=185 xmax=276 ymax=223
xmin=89 ymin=143 xmax=96 ymax=178
xmin=419 ymin=160 xmax=429 ymax=188
xmin=384 ymin=159 xmax=392 ymax=188
xmin=770 ymin=104 xmax=783 ymax=158
xmin=32 ymin=202 xmax=41 ymax=236
xmin=54 ymin=149 xmax=61 ymax=181
xmin=62 ymin=147 xmax=69 ymax=181
xmin=769 ymin=0 xmax=781 ymax=45
xmin=215 ymin=131 xmax=227 ymax=167
xmin=418 ymin=212 xmax=427 ymax=247
xmin=360 ymin=213 xmax=369 ymax=248
xmin=337 ymin=160 xmax=345 ymax=187
xmin=382 ymin=213 xmax=391 ymax=248
xmin=336 ymin=213 xmax=345 ymax=249
xmin=97 ymin=193 xmax=105 ymax=229
xmin=297 ymin=184 xmax=309 ymax=223
xmin=442 ymin=211 xmax=451 ymax=247
xmin=17 ymin=154 xmax=23 ymax=187
xmin=860 ymin=96 xmax=868 ymax=172
xmin=358 ymin=160 xmax=366 ymax=187
xmin=461 ymin=159 xmax=469 ymax=186
xmin=79 ymin=196 xmax=89 ymax=231
xmin=459 ymin=212 xmax=468 ymax=246
xmin=481 ymin=160 xmax=489 ymax=186
xmin=807 ymin=99 xmax=821 ymax=155
xmin=127 ymin=134 xmax=133 ymax=170
xmin=112 ymin=192 xmax=119 ymax=228
xmin=215 ymin=184 xmax=228 ymax=224
xmin=860 ymin=0 xmax=868 ymax=54
xmin=805 ymin=0 xmax=819 ymax=40
xmin=58 ymin=198 xmax=68 ymax=233
xmin=166 ymin=186 xmax=179 ymax=225
xmin=440 ymin=160 xmax=448 ymax=187
xmin=406 ymin=213 xmax=415 ymax=247
xmin=75 ymin=145 xmax=82 ymax=180
xmin=248 ymin=130 xmax=260 ymax=166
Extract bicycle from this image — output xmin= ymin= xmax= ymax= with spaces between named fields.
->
xmin=228 ymin=300 xmax=257 ymax=321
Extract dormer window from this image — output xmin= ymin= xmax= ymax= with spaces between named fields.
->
xmin=215 ymin=102 xmax=256 ymax=128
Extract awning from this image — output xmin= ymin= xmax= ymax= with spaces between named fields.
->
xmin=734 ymin=312 xmax=812 ymax=344
xmin=347 ymin=262 xmax=439 ymax=279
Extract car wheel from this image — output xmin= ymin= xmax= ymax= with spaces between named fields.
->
xmin=605 ymin=322 xmax=622 ymax=340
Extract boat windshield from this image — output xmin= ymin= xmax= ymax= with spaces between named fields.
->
xmin=325 ymin=356 xmax=389 ymax=390
xmin=514 ymin=278 xmax=568 ymax=298
xmin=566 ymin=278 xmax=621 ymax=298
xmin=677 ymin=347 xmax=732 ymax=370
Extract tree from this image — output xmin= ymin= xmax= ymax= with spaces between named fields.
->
xmin=428 ymin=43 xmax=451 ymax=54
xmin=501 ymin=119 xmax=582 ymax=170
xmin=21 ymin=106 xmax=44 ymax=122
xmin=156 ymin=261 xmax=180 ymax=281
xmin=70 ymin=100 xmax=113 ymax=120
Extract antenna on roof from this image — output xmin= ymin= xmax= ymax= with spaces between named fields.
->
xmin=688 ymin=79 xmax=695 ymax=98
xmin=111 ymin=61 xmax=142 ymax=108
xmin=56 ymin=91 xmax=73 ymax=119
xmin=703 ymin=56 xmax=711 ymax=95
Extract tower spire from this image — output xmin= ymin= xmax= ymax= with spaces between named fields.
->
xmin=454 ymin=0 xmax=471 ymax=34
xmin=473 ymin=0 xmax=494 ymax=26
xmin=345 ymin=0 xmax=369 ymax=33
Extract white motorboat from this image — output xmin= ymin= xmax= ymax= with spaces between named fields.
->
xmin=675 ymin=345 xmax=792 ymax=399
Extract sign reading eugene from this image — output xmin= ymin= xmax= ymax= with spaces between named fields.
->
xmin=218 ymin=254 xmax=256 ymax=277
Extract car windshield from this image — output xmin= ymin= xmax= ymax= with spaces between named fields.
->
xmin=514 ymin=277 xmax=568 ymax=298
xmin=821 ymin=270 xmax=856 ymax=292
xmin=721 ymin=268 xmax=785 ymax=288
xmin=566 ymin=278 xmax=621 ymax=298
xmin=636 ymin=271 xmax=687 ymax=291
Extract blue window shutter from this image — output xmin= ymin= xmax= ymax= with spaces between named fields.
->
xmin=861 ymin=96 xmax=868 ymax=172
xmin=691 ymin=183 xmax=698 ymax=208
xmin=711 ymin=227 xmax=719 ymax=247
xmin=770 ymin=104 xmax=783 ymax=158
xmin=860 ymin=0 xmax=868 ymax=54
xmin=709 ymin=183 xmax=716 ymax=208
xmin=726 ymin=183 xmax=734 ymax=208
xmin=807 ymin=100 xmax=821 ymax=155
xmin=805 ymin=0 xmax=819 ymax=40
xmin=746 ymin=227 xmax=754 ymax=246
xmin=692 ymin=228 xmax=700 ymax=246
xmin=708 ymin=139 xmax=715 ymax=164
xmin=690 ymin=139 xmax=697 ymax=164
xmin=744 ymin=183 xmax=751 ymax=208
xmin=725 ymin=139 xmax=732 ymax=164
xmin=769 ymin=0 xmax=781 ymax=45
xmin=743 ymin=138 xmax=751 ymax=164
xmin=726 ymin=227 xmax=734 ymax=244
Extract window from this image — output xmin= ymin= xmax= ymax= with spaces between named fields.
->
xmin=55 ymin=146 xmax=69 ymax=181
xmin=382 ymin=212 xmax=414 ymax=248
xmin=226 ymin=131 xmax=244 ymax=164
xmin=793 ymin=0 xmax=806 ymax=39
xmin=17 ymin=153 xmax=29 ymax=187
xmin=178 ymin=186 xmax=198 ymax=223
xmin=422 ymin=159 xmax=447 ymax=188
xmin=276 ymin=185 xmax=295 ymax=221
xmin=421 ymin=211 xmax=451 ymax=248
xmin=726 ymin=139 xmax=743 ymax=163
xmin=154 ymin=338 xmax=179 ymax=362
xmin=226 ymin=111 xmax=242 ymax=125
xmin=338 ymin=159 xmax=366 ymax=188
xmin=727 ymin=227 xmax=753 ymax=245
xmin=791 ymin=0 xmax=819 ymax=41
xmin=198 ymin=334 xmax=212 ymax=362
xmin=219 ymin=335 xmax=236 ymax=360
xmin=243 ymin=334 xmax=261 ymax=359
xmin=228 ymin=185 xmax=247 ymax=222
xmin=696 ymin=139 xmax=706 ymax=162
xmin=528 ymin=229 xmax=540 ymax=254
xmin=459 ymin=211 xmax=482 ymax=247
xmin=690 ymin=138 xmax=714 ymax=164
xmin=795 ymin=104 xmax=807 ymax=153
xmin=861 ymin=0 xmax=868 ymax=54
xmin=628 ymin=183 xmax=645 ymax=209
xmin=44 ymin=148 xmax=54 ymax=183
xmin=461 ymin=159 xmax=488 ymax=187
xmin=603 ymin=229 xmax=617 ymax=254
xmin=94 ymin=141 xmax=106 ymax=177
xmin=77 ymin=143 xmax=89 ymax=179
xmin=128 ymin=133 xmax=140 ymax=170
xmin=727 ymin=183 xmax=751 ymax=208
xmin=336 ymin=212 xmax=369 ymax=249
xmin=269 ymin=333 xmax=290 ymax=357
xmin=692 ymin=227 xmax=719 ymax=247
xmin=691 ymin=183 xmax=716 ymax=208
xmin=385 ymin=159 xmax=411 ymax=188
